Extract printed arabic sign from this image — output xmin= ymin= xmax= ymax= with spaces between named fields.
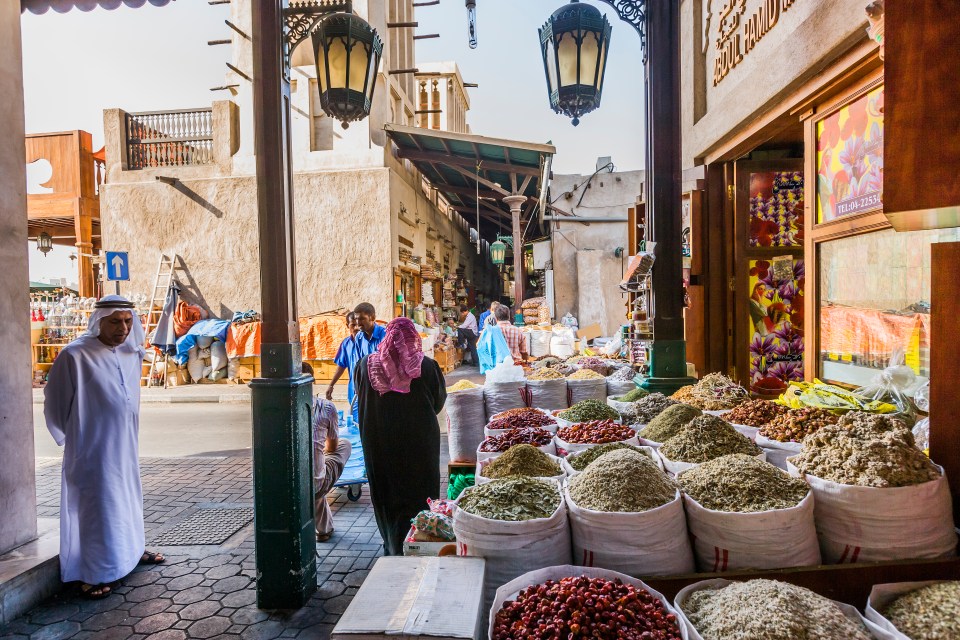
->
xmin=708 ymin=0 xmax=800 ymax=85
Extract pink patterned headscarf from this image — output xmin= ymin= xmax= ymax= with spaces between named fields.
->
xmin=367 ymin=317 xmax=425 ymax=395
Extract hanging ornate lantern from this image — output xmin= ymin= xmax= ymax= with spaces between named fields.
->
xmin=312 ymin=13 xmax=384 ymax=128
xmin=37 ymin=231 xmax=53 ymax=256
xmin=524 ymin=249 xmax=535 ymax=276
xmin=539 ymin=0 xmax=612 ymax=126
xmin=489 ymin=239 xmax=507 ymax=265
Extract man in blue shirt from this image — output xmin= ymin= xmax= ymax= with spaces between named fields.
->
xmin=478 ymin=300 xmax=499 ymax=334
xmin=350 ymin=302 xmax=386 ymax=416
xmin=326 ymin=311 xmax=360 ymax=409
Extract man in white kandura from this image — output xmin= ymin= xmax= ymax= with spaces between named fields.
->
xmin=44 ymin=295 xmax=166 ymax=599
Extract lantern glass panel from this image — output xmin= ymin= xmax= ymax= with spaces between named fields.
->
xmin=365 ymin=44 xmax=378 ymax=95
xmin=326 ymin=36 xmax=349 ymax=89
xmin=597 ymin=37 xmax=608 ymax=91
xmin=317 ymin=44 xmax=328 ymax=93
xmin=557 ymin=33 xmax=579 ymax=88
xmin=579 ymin=31 xmax=600 ymax=88
xmin=544 ymin=39 xmax=558 ymax=94
xmin=349 ymin=41 xmax=369 ymax=92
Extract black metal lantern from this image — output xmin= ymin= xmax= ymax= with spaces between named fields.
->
xmin=37 ymin=231 xmax=53 ymax=256
xmin=539 ymin=0 xmax=612 ymax=126
xmin=311 ymin=12 xmax=383 ymax=128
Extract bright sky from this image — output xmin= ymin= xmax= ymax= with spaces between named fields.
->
xmin=20 ymin=0 xmax=645 ymax=281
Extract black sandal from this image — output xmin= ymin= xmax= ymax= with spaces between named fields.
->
xmin=139 ymin=550 xmax=166 ymax=565
xmin=79 ymin=583 xmax=111 ymax=600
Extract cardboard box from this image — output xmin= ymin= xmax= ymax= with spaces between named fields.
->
xmin=332 ymin=556 xmax=485 ymax=640
xmin=402 ymin=526 xmax=457 ymax=557
xmin=576 ymin=322 xmax=603 ymax=341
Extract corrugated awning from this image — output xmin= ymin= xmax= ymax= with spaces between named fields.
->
xmin=21 ymin=0 xmax=173 ymax=14
xmin=384 ymin=124 xmax=555 ymax=243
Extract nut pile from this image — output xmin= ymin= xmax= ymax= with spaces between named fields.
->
xmin=488 ymin=411 xmax=557 ymax=432
xmin=759 ymin=407 xmax=838 ymax=442
xmin=569 ymin=450 xmax=677 ymax=512
xmin=481 ymin=444 xmax=562 ymax=479
xmin=791 ymin=412 xmax=940 ymax=487
xmin=458 ymin=477 xmax=560 ymax=521
xmin=567 ymin=368 xmax=605 ymax=380
xmin=682 ymin=579 xmax=872 ymax=640
xmin=493 ymin=407 xmax=546 ymax=421
xmin=659 ymin=415 xmax=762 ymax=464
xmin=632 ymin=393 xmax=679 ymax=423
xmin=492 ymin=576 xmax=683 ymax=640
xmin=559 ymin=399 xmax=620 ymax=423
xmin=638 ymin=404 xmax=702 ymax=442
xmin=479 ymin=427 xmax=553 ymax=452
xmin=678 ymin=454 xmax=810 ymax=512
xmin=724 ymin=399 xmax=789 ymax=428
xmin=557 ymin=420 xmax=635 ymax=444
xmin=527 ymin=367 xmax=565 ymax=380
xmin=882 ymin=581 xmax=960 ymax=640
xmin=567 ymin=442 xmax=653 ymax=471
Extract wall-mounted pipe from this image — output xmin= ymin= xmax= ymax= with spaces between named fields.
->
xmin=543 ymin=216 xmax=627 ymax=223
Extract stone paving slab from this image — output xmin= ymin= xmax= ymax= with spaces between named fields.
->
xmin=4 ymin=431 xmax=454 ymax=640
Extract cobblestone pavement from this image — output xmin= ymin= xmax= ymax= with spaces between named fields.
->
xmin=3 ymin=444 xmax=453 ymax=640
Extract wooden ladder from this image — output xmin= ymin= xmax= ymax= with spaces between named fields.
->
xmin=144 ymin=253 xmax=179 ymax=387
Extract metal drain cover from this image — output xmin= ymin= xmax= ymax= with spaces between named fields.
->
xmin=151 ymin=507 xmax=254 ymax=546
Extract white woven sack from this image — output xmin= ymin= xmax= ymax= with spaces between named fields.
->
xmin=444 ymin=386 xmax=486 ymax=463
xmin=529 ymin=330 xmax=551 ymax=358
xmin=674 ymin=579 xmax=890 ymax=640
xmin=788 ymin=462 xmax=957 ymax=564
xmin=186 ymin=345 xmax=204 ymax=383
xmin=565 ymin=486 xmax=695 ymax=577
xmin=483 ymin=380 xmax=527 ymax=420
xmin=637 ymin=436 xmax=661 ymax=450
xmin=209 ymin=340 xmax=228 ymax=374
xmin=865 ymin=581 xmax=947 ymax=640
xmin=554 ymin=433 xmax=639 ymax=458
xmin=607 ymin=395 xmax=637 ymax=417
xmin=525 ymin=378 xmax=568 ymax=411
xmin=454 ymin=481 xmax=572 ymax=614
xmin=681 ymin=491 xmax=821 ymax=572
xmin=658 ymin=450 xmax=766 ymax=476
xmin=756 ymin=433 xmax=802 ymax=470
xmin=489 ymin=565 xmax=689 ymax=640
xmin=561 ymin=445 xmax=663 ymax=477
xmin=476 ymin=454 xmax=565 ymax=485
xmin=475 ymin=441 xmax=557 ymax=476
xmin=703 ymin=409 xmax=732 ymax=417
xmin=565 ymin=378 xmax=607 ymax=406
xmin=729 ymin=423 xmax=760 ymax=441
xmin=606 ymin=378 xmax=637 ymax=397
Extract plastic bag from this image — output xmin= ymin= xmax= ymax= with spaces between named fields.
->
xmin=428 ymin=498 xmax=456 ymax=517
xmin=913 ymin=418 xmax=930 ymax=452
xmin=412 ymin=510 xmax=455 ymax=541
xmin=853 ymin=349 xmax=917 ymax=420
xmin=600 ymin=334 xmax=623 ymax=357
xmin=484 ymin=357 xmax=524 ymax=383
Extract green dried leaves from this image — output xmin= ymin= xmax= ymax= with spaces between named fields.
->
xmin=458 ymin=477 xmax=560 ymax=521
xmin=679 ymin=454 xmax=809 ymax=512
xmin=659 ymin=415 xmax=762 ymax=464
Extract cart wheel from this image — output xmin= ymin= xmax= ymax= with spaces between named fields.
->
xmin=347 ymin=484 xmax=362 ymax=502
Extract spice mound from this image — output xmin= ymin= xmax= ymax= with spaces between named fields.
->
xmin=569 ymin=450 xmax=677 ymax=512
xmin=759 ymin=406 xmax=838 ymax=442
xmin=609 ymin=366 xmax=638 ymax=381
xmin=492 ymin=407 xmax=545 ymax=421
xmin=492 ymin=575 xmax=683 ymax=640
xmin=682 ymin=579 xmax=872 ymax=640
xmin=457 ymin=476 xmax=560 ymax=521
xmin=659 ymin=415 xmax=762 ymax=464
xmin=791 ymin=413 xmax=939 ymax=487
xmin=479 ymin=427 xmax=553 ymax=453
xmin=575 ymin=356 xmax=611 ymax=375
xmin=689 ymin=373 xmax=750 ymax=410
xmin=527 ymin=367 xmax=564 ymax=380
xmin=679 ymin=454 xmax=809 ymax=512
xmin=487 ymin=411 xmax=556 ymax=432
xmin=671 ymin=385 xmax=697 ymax=404
xmin=619 ymin=386 xmax=649 ymax=402
xmin=558 ymin=399 xmax=620 ymax=423
xmin=567 ymin=442 xmax=652 ymax=471
xmin=724 ymin=399 xmax=789 ymax=428
xmin=632 ymin=393 xmax=679 ymax=423
xmin=567 ymin=368 xmax=605 ymax=380
xmin=447 ymin=380 xmax=479 ymax=392
xmin=639 ymin=404 xmax=702 ymax=442
xmin=557 ymin=420 xmax=634 ymax=445
xmin=481 ymin=444 xmax=562 ymax=479
xmin=882 ymin=581 xmax=960 ymax=640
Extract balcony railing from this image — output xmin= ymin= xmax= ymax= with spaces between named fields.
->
xmin=125 ymin=108 xmax=214 ymax=169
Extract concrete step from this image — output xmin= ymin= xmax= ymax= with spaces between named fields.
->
xmin=0 ymin=518 xmax=60 ymax=625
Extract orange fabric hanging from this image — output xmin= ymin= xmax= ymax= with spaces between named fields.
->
xmin=173 ymin=301 xmax=204 ymax=337
xmin=299 ymin=314 xmax=350 ymax=361
xmin=227 ymin=321 xmax=262 ymax=358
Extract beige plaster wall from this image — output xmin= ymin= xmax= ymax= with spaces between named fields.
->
xmin=680 ymin=0 xmax=871 ymax=167
xmin=0 ymin=2 xmax=37 ymax=554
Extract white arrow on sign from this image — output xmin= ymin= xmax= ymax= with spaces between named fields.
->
xmin=111 ymin=254 xmax=125 ymax=279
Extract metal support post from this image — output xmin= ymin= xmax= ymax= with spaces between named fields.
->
xmin=249 ymin=0 xmax=316 ymax=609
xmin=504 ymin=194 xmax=527 ymax=307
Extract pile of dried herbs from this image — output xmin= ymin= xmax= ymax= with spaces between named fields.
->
xmin=457 ymin=477 xmax=560 ymax=521
xmin=659 ymin=415 xmax=762 ymax=464
xmin=609 ymin=366 xmax=639 ymax=381
xmin=638 ymin=404 xmax=702 ymax=442
xmin=619 ymin=387 xmax=650 ymax=402
xmin=568 ymin=450 xmax=677 ymax=513
xmin=527 ymin=367 xmax=565 ymax=380
xmin=682 ymin=579 xmax=872 ymax=640
xmin=558 ymin=399 xmax=620 ymax=422
xmin=792 ymin=413 xmax=940 ymax=487
xmin=566 ymin=442 xmax=653 ymax=471
xmin=567 ymin=368 xmax=605 ymax=380
xmin=678 ymin=454 xmax=809 ymax=512
xmin=688 ymin=373 xmax=750 ymax=410
xmin=632 ymin=393 xmax=679 ymax=423
xmin=480 ymin=444 xmax=562 ymax=479
xmin=882 ymin=581 xmax=960 ymax=640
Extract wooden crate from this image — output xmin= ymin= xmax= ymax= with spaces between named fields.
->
xmin=303 ymin=359 xmax=338 ymax=383
xmin=232 ymin=356 xmax=261 ymax=383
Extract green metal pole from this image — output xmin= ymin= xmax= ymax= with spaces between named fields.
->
xmin=250 ymin=0 xmax=317 ymax=609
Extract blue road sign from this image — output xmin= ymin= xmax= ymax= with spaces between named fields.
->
xmin=105 ymin=251 xmax=130 ymax=281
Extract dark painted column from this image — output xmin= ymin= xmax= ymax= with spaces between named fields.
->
xmin=249 ymin=0 xmax=317 ymax=609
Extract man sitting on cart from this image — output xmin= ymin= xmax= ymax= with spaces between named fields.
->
xmin=304 ymin=363 xmax=352 ymax=542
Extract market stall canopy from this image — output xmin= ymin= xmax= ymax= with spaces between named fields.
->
xmin=21 ymin=0 xmax=173 ymax=13
xmin=383 ymin=124 xmax=555 ymax=244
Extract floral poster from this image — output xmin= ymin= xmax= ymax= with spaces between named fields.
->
xmin=749 ymin=171 xmax=804 ymax=247
xmin=748 ymin=258 xmax=805 ymax=394
xmin=817 ymin=86 xmax=884 ymax=223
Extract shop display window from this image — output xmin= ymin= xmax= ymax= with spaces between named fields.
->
xmin=818 ymin=227 xmax=960 ymax=387
xmin=816 ymin=86 xmax=884 ymax=223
